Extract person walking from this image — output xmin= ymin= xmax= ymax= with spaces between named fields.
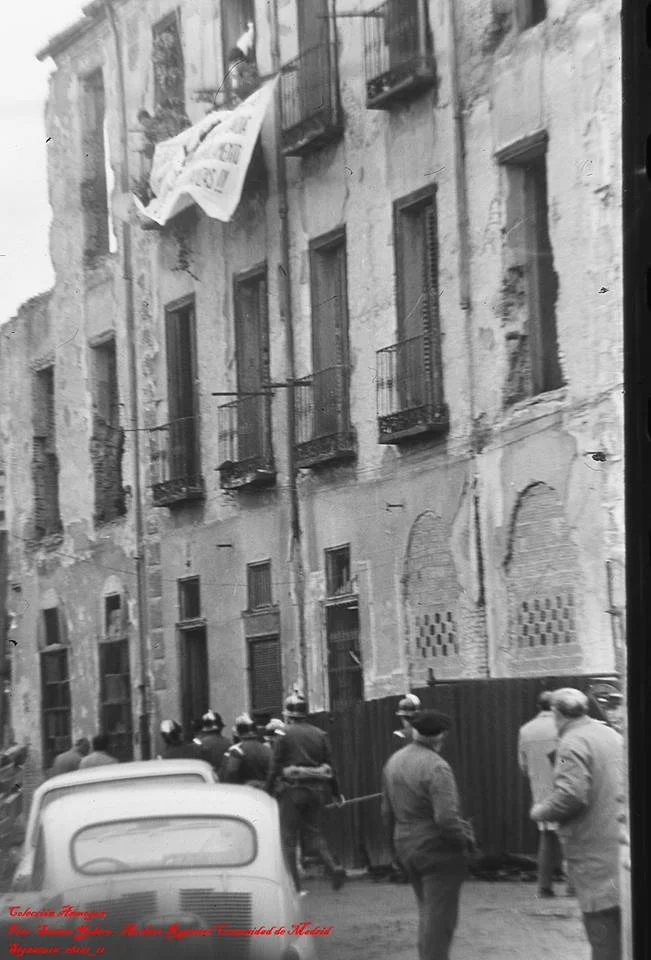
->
xmin=267 ymin=693 xmax=346 ymax=893
xmin=518 ymin=691 xmax=565 ymax=897
xmin=79 ymin=734 xmax=119 ymax=769
xmin=193 ymin=709 xmax=231 ymax=774
xmin=50 ymin=737 xmax=90 ymax=776
xmin=221 ymin=713 xmax=271 ymax=787
xmin=530 ymin=688 xmax=625 ymax=960
xmin=159 ymin=719 xmax=202 ymax=760
xmin=381 ymin=710 xmax=471 ymax=960
xmin=392 ymin=694 xmax=422 ymax=748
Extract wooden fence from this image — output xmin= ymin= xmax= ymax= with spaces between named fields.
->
xmin=312 ymin=675 xmax=617 ymax=869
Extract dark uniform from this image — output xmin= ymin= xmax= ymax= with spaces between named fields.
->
xmin=221 ymin=736 xmax=270 ymax=787
xmin=267 ymin=707 xmax=345 ymax=892
xmin=194 ymin=729 xmax=231 ymax=774
xmin=161 ymin=741 xmax=202 ymax=761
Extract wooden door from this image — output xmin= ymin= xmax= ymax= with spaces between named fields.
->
xmin=180 ymin=627 xmax=209 ymax=738
xmin=311 ymin=237 xmax=348 ymax=437
xmin=234 ymin=271 xmax=269 ymax=461
xmin=165 ymin=301 xmax=199 ymax=478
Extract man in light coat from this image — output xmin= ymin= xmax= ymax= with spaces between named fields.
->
xmin=50 ymin=737 xmax=90 ymax=777
xmin=518 ymin=691 xmax=564 ymax=896
xmin=531 ymin=688 xmax=625 ymax=960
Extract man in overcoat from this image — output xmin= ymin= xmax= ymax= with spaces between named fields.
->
xmin=531 ymin=688 xmax=625 ymax=960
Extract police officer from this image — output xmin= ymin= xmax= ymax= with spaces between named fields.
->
xmin=264 ymin=718 xmax=286 ymax=747
xmin=221 ymin=713 xmax=271 ymax=788
xmin=267 ymin=693 xmax=346 ymax=893
xmin=159 ymin=720 xmax=201 ymax=760
xmin=392 ymin=693 xmax=422 ymax=747
xmin=193 ymin=710 xmax=231 ymax=774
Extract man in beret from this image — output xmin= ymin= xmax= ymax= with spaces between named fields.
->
xmin=530 ymin=688 xmax=625 ymax=960
xmin=381 ymin=710 xmax=471 ymax=960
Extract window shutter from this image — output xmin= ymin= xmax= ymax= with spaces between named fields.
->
xmin=250 ymin=638 xmax=282 ymax=714
xmin=423 ymin=200 xmax=444 ymax=410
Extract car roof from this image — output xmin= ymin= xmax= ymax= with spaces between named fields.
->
xmin=33 ymin=759 xmax=215 ymax=795
xmin=40 ymin=784 xmax=277 ymax=833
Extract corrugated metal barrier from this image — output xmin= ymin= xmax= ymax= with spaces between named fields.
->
xmin=312 ymin=675 xmax=617 ymax=869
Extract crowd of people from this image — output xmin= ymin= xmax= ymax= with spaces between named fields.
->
xmin=381 ymin=688 xmax=626 ymax=960
xmin=47 ymin=685 xmax=626 ymax=960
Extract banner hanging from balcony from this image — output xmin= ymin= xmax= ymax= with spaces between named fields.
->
xmin=134 ymin=76 xmax=278 ymax=227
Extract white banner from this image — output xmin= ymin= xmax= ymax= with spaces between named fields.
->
xmin=134 ymin=77 xmax=278 ymax=227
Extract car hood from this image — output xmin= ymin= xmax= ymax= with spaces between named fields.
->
xmin=30 ymin=874 xmax=318 ymax=960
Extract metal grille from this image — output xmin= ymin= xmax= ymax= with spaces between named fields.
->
xmin=512 ymin=591 xmax=576 ymax=648
xmin=280 ymin=41 xmax=339 ymax=133
xmin=180 ymin=891 xmax=251 ymax=956
xmin=327 ymin=604 xmax=363 ymax=713
xmin=218 ymin=395 xmax=272 ymax=465
xmin=99 ymin=639 xmax=134 ymax=762
xmin=86 ymin=893 xmax=157 ymax=930
xmin=414 ymin=610 xmax=459 ymax=659
xmin=41 ymin=648 xmax=71 ymax=770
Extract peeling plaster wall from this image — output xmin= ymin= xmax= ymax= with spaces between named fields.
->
xmin=3 ymin=0 xmax=622 ymax=777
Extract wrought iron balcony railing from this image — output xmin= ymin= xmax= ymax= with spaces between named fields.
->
xmin=149 ymin=416 xmax=205 ymax=507
xmin=364 ymin=0 xmax=436 ymax=109
xmin=376 ymin=334 xmax=448 ymax=443
xmin=217 ymin=394 xmax=276 ymax=490
xmin=293 ymin=365 xmax=356 ymax=468
xmin=280 ymin=41 xmax=343 ymax=156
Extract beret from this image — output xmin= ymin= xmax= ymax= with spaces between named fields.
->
xmin=411 ymin=710 xmax=452 ymax=736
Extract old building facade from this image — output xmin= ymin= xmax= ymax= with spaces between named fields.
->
xmin=0 ymin=0 xmax=623 ymax=779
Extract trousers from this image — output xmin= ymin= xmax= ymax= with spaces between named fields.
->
xmin=277 ymin=786 xmax=339 ymax=891
xmin=404 ymin=858 xmax=467 ymax=960
xmin=583 ymin=908 xmax=621 ymax=960
xmin=538 ymin=829 xmax=563 ymax=892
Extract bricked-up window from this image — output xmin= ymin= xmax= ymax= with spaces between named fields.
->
xmin=394 ymin=187 xmax=445 ymax=414
xmin=325 ymin=545 xmax=352 ymax=597
xmin=515 ymin=0 xmax=546 ymax=30
xmin=32 ymin=367 xmax=61 ymax=541
xmin=99 ymin=639 xmax=134 ymax=762
xmin=501 ymin=145 xmax=563 ymax=403
xmin=91 ymin=339 xmax=126 ymax=525
xmin=247 ymin=561 xmax=272 ymax=610
xmin=179 ymin=577 xmax=201 ymax=621
xmin=40 ymin=609 xmax=71 ymax=770
xmin=248 ymin=637 xmax=282 ymax=716
xmin=80 ymin=69 xmax=109 ymax=264
xmin=153 ymin=12 xmax=185 ymax=110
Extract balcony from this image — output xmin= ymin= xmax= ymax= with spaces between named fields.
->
xmin=149 ymin=417 xmax=205 ymax=507
xmin=217 ymin=395 xmax=276 ymax=490
xmin=293 ymin=365 xmax=356 ymax=468
xmin=376 ymin=335 xmax=448 ymax=443
xmin=364 ymin=0 xmax=436 ymax=110
xmin=280 ymin=41 xmax=343 ymax=157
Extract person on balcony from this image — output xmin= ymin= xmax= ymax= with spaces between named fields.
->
xmin=226 ymin=22 xmax=260 ymax=105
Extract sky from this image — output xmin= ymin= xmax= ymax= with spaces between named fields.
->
xmin=0 ymin=3 xmax=86 ymax=323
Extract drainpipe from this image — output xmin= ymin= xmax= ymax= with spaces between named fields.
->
xmin=269 ymin=0 xmax=309 ymax=697
xmin=446 ymin=1 xmax=488 ymax=648
xmin=104 ymin=0 xmax=151 ymax=759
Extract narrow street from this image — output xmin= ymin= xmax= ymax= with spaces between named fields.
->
xmin=302 ymin=876 xmax=589 ymax=960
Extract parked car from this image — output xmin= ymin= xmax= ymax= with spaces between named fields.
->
xmin=12 ymin=759 xmax=219 ymax=891
xmin=10 ymin=785 xmax=318 ymax=959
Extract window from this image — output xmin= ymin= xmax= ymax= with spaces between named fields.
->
xmin=326 ymin=605 xmax=363 ymax=712
xmin=180 ymin=627 xmax=209 ymax=737
xmin=165 ymin=298 xmax=201 ymax=482
xmin=105 ymin=593 xmax=123 ymax=638
xmin=41 ymin=644 xmax=71 ymax=772
xmin=80 ymin=69 xmax=109 ymax=264
xmin=247 ymin=561 xmax=272 ymax=610
xmin=222 ymin=0 xmax=258 ymax=104
xmin=99 ymin=638 xmax=133 ymax=762
xmin=43 ymin=608 xmax=61 ymax=647
xmin=153 ymin=12 xmax=185 ymax=109
xmin=32 ymin=367 xmax=61 ymax=540
xmin=325 ymin=544 xmax=352 ymax=597
xmin=179 ymin=577 xmax=201 ymax=621
xmin=501 ymin=143 xmax=563 ymax=401
xmin=248 ymin=636 xmax=283 ymax=717
xmin=516 ymin=0 xmax=546 ymax=30
xmin=90 ymin=338 xmax=125 ymax=525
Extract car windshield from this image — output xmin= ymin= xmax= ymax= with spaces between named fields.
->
xmin=73 ymin=816 xmax=256 ymax=874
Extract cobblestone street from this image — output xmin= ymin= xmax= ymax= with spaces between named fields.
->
xmin=302 ymin=877 xmax=590 ymax=960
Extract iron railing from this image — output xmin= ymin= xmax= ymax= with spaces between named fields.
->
xmin=149 ymin=416 xmax=204 ymax=505
xmin=363 ymin=0 xmax=436 ymax=108
xmin=280 ymin=41 xmax=342 ymax=154
xmin=376 ymin=334 xmax=447 ymax=441
xmin=293 ymin=365 xmax=356 ymax=466
xmin=217 ymin=395 xmax=275 ymax=488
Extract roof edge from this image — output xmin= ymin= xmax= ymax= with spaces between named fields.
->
xmin=36 ymin=1 xmax=106 ymax=63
